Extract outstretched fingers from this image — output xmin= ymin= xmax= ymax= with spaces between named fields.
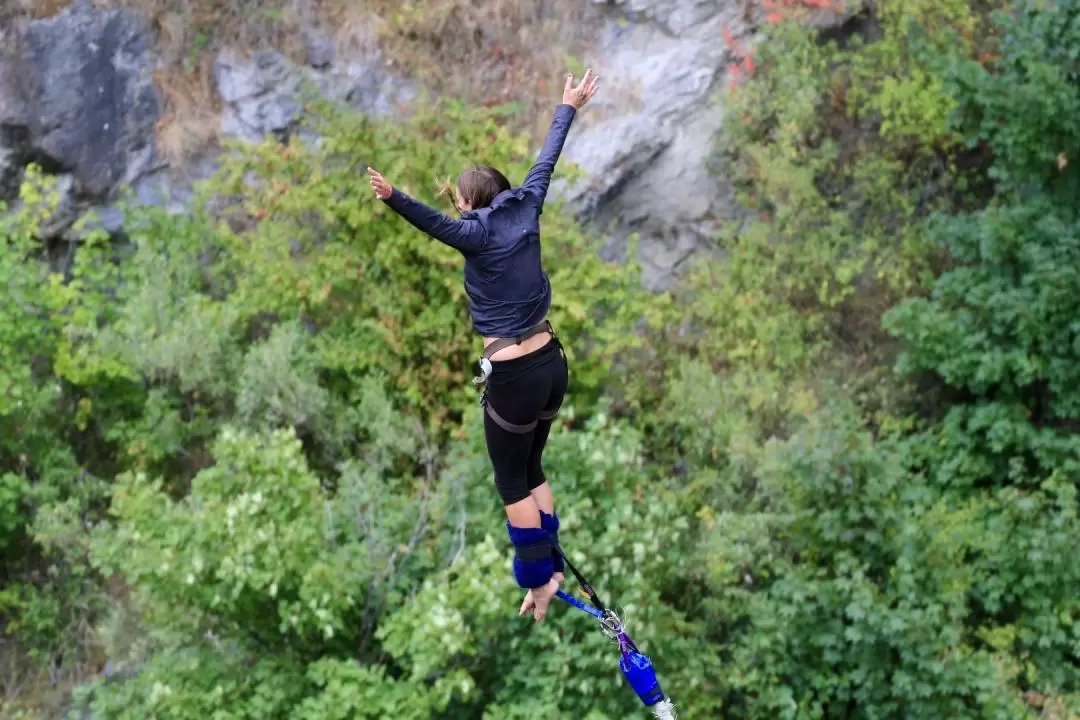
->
xmin=573 ymin=69 xmax=599 ymax=106
xmin=580 ymin=71 xmax=599 ymax=102
xmin=577 ymin=68 xmax=593 ymax=91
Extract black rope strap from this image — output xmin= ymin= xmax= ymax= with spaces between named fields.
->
xmin=553 ymin=545 xmax=605 ymax=612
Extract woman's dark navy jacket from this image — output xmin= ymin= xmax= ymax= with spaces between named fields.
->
xmin=381 ymin=104 xmax=577 ymax=339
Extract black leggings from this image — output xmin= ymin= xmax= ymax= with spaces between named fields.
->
xmin=483 ymin=339 xmax=569 ymax=505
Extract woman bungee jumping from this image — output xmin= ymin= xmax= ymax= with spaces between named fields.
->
xmin=366 ymin=69 xmax=600 ymax=622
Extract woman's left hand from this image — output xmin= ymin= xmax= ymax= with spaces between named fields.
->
xmin=519 ymin=576 xmax=561 ymax=622
xmin=367 ymin=167 xmax=392 ymax=200
xmin=563 ymin=68 xmax=600 ymax=110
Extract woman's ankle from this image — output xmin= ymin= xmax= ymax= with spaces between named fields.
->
xmin=504 ymin=495 xmax=542 ymax=528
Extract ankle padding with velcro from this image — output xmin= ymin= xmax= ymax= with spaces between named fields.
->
xmin=539 ymin=511 xmax=564 ymax=574
xmin=506 ymin=523 xmax=553 ymax=590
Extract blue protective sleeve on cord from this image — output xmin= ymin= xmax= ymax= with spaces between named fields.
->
xmin=620 ymin=651 xmax=666 ymax=707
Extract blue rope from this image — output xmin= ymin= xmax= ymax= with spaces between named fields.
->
xmin=556 ymin=589 xmax=605 ymax=619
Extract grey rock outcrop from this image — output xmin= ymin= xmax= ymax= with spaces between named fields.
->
xmin=214 ymin=49 xmax=306 ymax=143
xmin=557 ymin=0 xmax=865 ymax=289
xmin=213 ymin=29 xmax=415 ymax=144
xmin=557 ymin=2 xmax=743 ymax=289
xmin=0 ymin=2 xmax=161 ymax=202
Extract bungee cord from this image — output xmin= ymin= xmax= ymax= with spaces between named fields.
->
xmin=553 ymin=547 xmax=678 ymax=719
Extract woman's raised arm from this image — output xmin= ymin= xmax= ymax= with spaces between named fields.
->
xmin=368 ymin=167 xmax=487 ymax=254
xmin=521 ymin=69 xmax=600 ymax=209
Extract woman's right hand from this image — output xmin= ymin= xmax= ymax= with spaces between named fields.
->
xmin=563 ymin=68 xmax=599 ymax=110
xmin=367 ymin=167 xmax=392 ymax=200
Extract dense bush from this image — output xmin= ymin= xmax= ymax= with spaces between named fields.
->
xmin=69 ymin=408 xmax=717 ymax=719
xmin=664 ymin=2 xmax=1080 ymax=717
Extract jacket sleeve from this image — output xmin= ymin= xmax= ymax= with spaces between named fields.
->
xmin=382 ymin=187 xmax=487 ymax=254
xmin=521 ymin=104 xmax=577 ymax=210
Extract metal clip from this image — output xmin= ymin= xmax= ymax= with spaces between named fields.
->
xmin=471 ymin=356 xmax=493 ymax=386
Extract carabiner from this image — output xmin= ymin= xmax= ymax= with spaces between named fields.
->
xmin=472 ymin=356 xmax=493 ymax=386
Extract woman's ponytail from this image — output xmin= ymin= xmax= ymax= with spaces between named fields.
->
xmin=436 ymin=175 xmax=458 ymax=210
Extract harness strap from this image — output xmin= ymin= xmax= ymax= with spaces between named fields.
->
xmin=481 ymin=320 xmax=555 ymax=361
xmin=485 ymin=404 xmax=538 ymax=434
xmin=484 ymin=402 xmax=563 ymax=435
xmin=475 ymin=321 xmax=568 ymax=433
xmin=473 ymin=321 xmax=556 ymax=386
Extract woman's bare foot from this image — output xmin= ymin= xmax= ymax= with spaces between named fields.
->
xmin=519 ymin=576 xmax=561 ymax=621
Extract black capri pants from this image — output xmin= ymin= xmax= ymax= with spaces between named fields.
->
xmin=482 ymin=339 xmax=569 ymax=506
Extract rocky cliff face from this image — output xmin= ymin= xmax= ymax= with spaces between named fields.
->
xmin=0 ymin=0 xmax=861 ymax=289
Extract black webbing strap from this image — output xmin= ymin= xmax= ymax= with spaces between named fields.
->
xmin=472 ymin=321 xmax=556 ymax=388
xmin=484 ymin=402 xmax=562 ymax=435
xmin=553 ymin=545 xmax=605 ymax=612
xmin=516 ymin=540 xmax=552 ymax=562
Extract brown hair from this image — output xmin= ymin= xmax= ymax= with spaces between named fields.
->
xmin=438 ymin=166 xmax=511 ymax=212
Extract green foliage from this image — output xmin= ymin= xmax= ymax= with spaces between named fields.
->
xmin=0 ymin=166 xmax=54 ymax=419
xmin=0 ymin=168 xmax=113 ymax=708
xmin=0 ymin=473 xmax=29 ymax=552
xmin=661 ymin=366 xmax=1080 ymax=717
xmin=7 ymin=2 xmax=1080 ymax=718
xmin=92 ymin=427 xmax=360 ymax=648
xmin=643 ymin=3 xmax=1080 ymax=717
xmin=692 ymin=1 xmax=985 ymax=380
xmin=630 ymin=2 xmax=1080 ymax=717
xmin=78 ymin=418 xmax=471 ymax=718
xmin=885 ymin=0 xmax=1080 ymax=489
xmin=633 ymin=0 xmax=988 ymax=469
xmin=875 ymin=12 xmax=1080 ymax=696
xmin=75 ymin=648 xmax=308 ymax=720
xmin=72 ymin=400 xmax=719 ymax=718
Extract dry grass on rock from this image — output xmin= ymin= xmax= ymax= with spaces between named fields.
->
xmin=346 ymin=0 xmax=604 ymax=137
xmin=5 ymin=0 xmax=606 ymax=176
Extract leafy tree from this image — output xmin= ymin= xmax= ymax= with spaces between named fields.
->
xmin=885 ymin=1 xmax=1080 ymax=492
xmin=73 ymin=400 xmax=720 ymax=718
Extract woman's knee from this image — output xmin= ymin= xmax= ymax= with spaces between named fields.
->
xmin=494 ymin=471 xmax=532 ymax=506
xmin=526 ymin=467 xmax=547 ymax=491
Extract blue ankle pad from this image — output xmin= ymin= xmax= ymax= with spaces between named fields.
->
xmin=540 ymin=511 xmax=564 ymax=574
xmin=506 ymin=523 xmax=553 ymax=589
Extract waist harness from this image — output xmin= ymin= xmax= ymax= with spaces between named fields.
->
xmin=473 ymin=320 xmax=566 ymax=434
